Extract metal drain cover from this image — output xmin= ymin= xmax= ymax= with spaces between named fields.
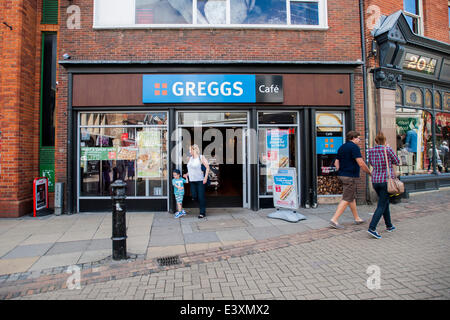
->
xmin=157 ymin=255 xmax=181 ymax=266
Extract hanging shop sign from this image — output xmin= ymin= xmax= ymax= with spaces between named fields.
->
xmin=33 ymin=177 xmax=49 ymax=217
xmin=272 ymin=168 xmax=299 ymax=210
xmin=142 ymin=74 xmax=283 ymax=103
xmin=266 ymin=129 xmax=290 ymax=193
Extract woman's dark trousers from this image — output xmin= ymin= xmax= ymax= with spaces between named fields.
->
xmin=369 ymin=182 xmax=393 ymax=231
xmin=190 ymin=181 xmax=206 ymax=215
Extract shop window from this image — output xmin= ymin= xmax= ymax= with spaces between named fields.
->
xmin=396 ymin=108 xmax=432 ymax=175
xmin=94 ymin=0 xmax=327 ymax=28
xmin=315 ymin=112 xmax=344 ymax=195
xmin=435 ymin=113 xmax=450 ymax=173
xmin=405 ymin=86 xmax=423 ymax=107
xmin=403 ymin=0 xmax=423 ymax=35
xmin=258 ymin=112 xmax=299 ymax=196
xmin=396 ymin=86 xmax=403 ymax=105
xmin=79 ymin=112 xmax=168 ymax=198
xmin=434 ymin=91 xmax=441 ymax=110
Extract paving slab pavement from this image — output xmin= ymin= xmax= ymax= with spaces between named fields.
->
xmin=0 ymin=189 xmax=448 ymax=288
xmin=7 ymin=203 xmax=450 ymax=300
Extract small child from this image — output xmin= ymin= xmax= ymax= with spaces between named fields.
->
xmin=172 ymin=169 xmax=188 ymax=218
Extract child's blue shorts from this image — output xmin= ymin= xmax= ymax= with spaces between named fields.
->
xmin=175 ymin=193 xmax=184 ymax=204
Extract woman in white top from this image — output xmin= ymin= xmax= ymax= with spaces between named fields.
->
xmin=184 ymin=144 xmax=210 ymax=218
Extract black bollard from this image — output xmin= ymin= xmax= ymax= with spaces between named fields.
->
xmin=111 ymin=180 xmax=127 ymax=260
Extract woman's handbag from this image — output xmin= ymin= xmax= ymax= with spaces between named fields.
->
xmin=384 ymin=146 xmax=405 ymax=195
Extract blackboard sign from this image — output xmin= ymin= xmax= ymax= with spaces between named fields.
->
xmin=33 ymin=177 xmax=49 ymax=217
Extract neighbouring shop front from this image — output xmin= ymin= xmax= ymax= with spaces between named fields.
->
xmin=372 ymin=11 xmax=450 ymax=194
xmin=61 ymin=62 xmax=362 ymax=213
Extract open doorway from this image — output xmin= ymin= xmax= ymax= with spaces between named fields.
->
xmin=176 ymin=111 xmax=248 ymax=208
xmin=181 ymin=127 xmax=243 ymax=207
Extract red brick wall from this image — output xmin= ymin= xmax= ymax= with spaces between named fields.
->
xmin=58 ymin=0 xmax=362 ymax=61
xmin=423 ymin=0 xmax=449 ymax=43
xmin=0 ymin=0 xmax=39 ymax=217
xmin=0 ymin=0 xmax=58 ymax=217
xmin=365 ymin=0 xmax=449 ymax=50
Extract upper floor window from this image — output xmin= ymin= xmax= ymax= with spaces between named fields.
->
xmin=403 ymin=0 xmax=423 ymax=35
xmin=94 ymin=0 xmax=328 ymax=29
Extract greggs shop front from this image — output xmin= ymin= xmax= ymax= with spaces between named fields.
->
xmin=62 ymin=62 xmax=361 ymax=213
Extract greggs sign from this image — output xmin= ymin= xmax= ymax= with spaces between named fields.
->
xmin=143 ymin=74 xmax=283 ymax=103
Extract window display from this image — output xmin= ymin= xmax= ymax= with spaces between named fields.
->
xmin=79 ymin=112 xmax=168 ymax=198
xmin=258 ymin=112 xmax=298 ymax=196
xmin=435 ymin=112 xmax=450 ymax=173
xmin=395 ymin=108 xmax=431 ymax=175
xmin=316 ymin=112 xmax=344 ymax=195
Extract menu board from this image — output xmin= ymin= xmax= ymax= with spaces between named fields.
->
xmin=137 ymin=130 xmax=163 ymax=178
xmin=266 ymin=129 xmax=290 ymax=192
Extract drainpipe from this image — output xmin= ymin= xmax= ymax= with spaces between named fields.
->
xmin=359 ymin=0 xmax=372 ymax=205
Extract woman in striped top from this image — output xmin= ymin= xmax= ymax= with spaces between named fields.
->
xmin=367 ymin=132 xmax=400 ymax=239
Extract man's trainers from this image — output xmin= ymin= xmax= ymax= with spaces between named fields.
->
xmin=175 ymin=211 xmax=183 ymax=219
xmin=367 ymin=229 xmax=382 ymax=239
xmin=386 ymin=226 xmax=396 ymax=232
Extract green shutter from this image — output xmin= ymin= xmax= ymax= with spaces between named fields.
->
xmin=40 ymin=147 xmax=55 ymax=192
xmin=41 ymin=0 xmax=59 ymax=25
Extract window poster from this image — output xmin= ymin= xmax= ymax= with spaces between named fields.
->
xmin=266 ymin=129 xmax=290 ymax=192
xmin=80 ymin=147 xmax=117 ymax=161
xmin=137 ymin=130 xmax=163 ymax=178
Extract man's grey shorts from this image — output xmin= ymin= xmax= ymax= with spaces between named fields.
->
xmin=339 ymin=176 xmax=358 ymax=202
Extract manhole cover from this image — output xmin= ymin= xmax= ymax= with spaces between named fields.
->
xmin=157 ymin=255 xmax=181 ymax=266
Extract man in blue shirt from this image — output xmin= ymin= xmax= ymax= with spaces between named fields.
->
xmin=405 ymin=128 xmax=418 ymax=153
xmin=330 ymin=131 xmax=372 ymax=229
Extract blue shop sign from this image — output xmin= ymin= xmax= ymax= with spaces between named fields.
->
xmin=316 ymin=136 xmax=343 ymax=155
xmin=143 ymin=74 xmax=283 ymax=103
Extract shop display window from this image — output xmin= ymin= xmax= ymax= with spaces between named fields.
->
xmin=435 ymin=112 xmax=450 ymax=173
xmin=79 ymin=112 xmax=168 ymax=198
xmin=258 ymin=112 xmax=299 ymax=196
xmin=395 ymin=108 xmax=432 ymax=175
xmin=315 ymin=112 xmax=344 ymax=195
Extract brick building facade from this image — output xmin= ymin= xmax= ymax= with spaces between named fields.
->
xmin=1 ymin=0 xmax=448 ymax=217
xmin=364 ymin=0 xmax=450 ymax=195
xmin=0 ymin=0 xmax=58 ymax=217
